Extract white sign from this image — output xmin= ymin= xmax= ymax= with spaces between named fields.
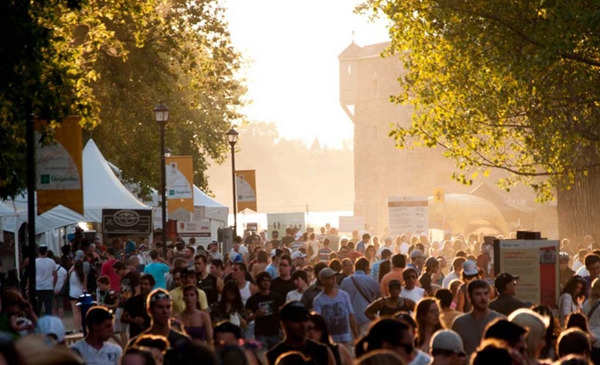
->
xmin=266 ymin=213 xmax=306 ymax=233
xmin=36 ymin=132 xmax=81 ymax=190
xmin=388 ymin=196 xmax=429 ymax=236
xmin=178 ymin=220 xmax=212 ymax=246
xmin=193 ymin=206 xmax=206 ymax=222
xmin=338 ymin=216 xmax=365 ymax=233
xmin=166 ymin=161 xmax=192 ymax=199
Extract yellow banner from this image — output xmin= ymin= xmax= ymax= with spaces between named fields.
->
xmin=36 ymin=116 xmax=84 ymax=215
xmin=166 ymin=156 xmax=194 ymax=221
xmin=236 ymin=170 xmax=257 ymax=212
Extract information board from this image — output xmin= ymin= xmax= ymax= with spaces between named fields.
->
xmin=388 ymin=196 xmax=429 ymax=236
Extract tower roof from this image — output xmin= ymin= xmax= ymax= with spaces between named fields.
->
xmin=338 ymin=41 xmax=391 ymax=60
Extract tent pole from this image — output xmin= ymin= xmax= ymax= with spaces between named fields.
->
xmin=26 ymin=111 xmax=37 ymax=312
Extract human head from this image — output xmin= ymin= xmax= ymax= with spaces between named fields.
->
xmin=279 ymin=301 xmax=310 ymax=341
xmin=430 ymin=330 xmax=466 ymax=365
xmin=140 ymin=274 xmax=156 ymax=295
xmin=471 ymin=339 xmax=516 ymax=365
xmin=387 ymin=280 xmax=402 ymax=298
xmin=562 ymin=275 xmax=586 ymax=299
xmin=121 ymin=347 xmax=156 ymax=365
xmin=279 ymin=255 xmax=292 ymax=277
xmin=483 ymin=319 xmax=528 ymax=355
xmin=256 ymin=271 xmax=272 ymax=292
xmin=452 ymin=257 xmax=466 ymax=273
xmin=307 ymin=312 xmax=333 ymax=346
xmin=134 ymin=335 xmax=169 ymax=365
xmin=509 ymin=308 xmax=549 ymax=360
xmin=313 ymin=262 xmax=328 ymax=285
xmin=557 ymin=328 xmax=592 ymax=359
xmin=585 ymin=254 xmax=600 ymax=279
xmin=232 ymin=262 xmax=248 ymax=281
xmin=415 ymin=298 xmax=441 ymax=347
xmin=391 ymin=254 xmax=406 ymax=269
xmin=355 ymin=350 xmax=405 ymax=365
xmin=355 ymin=318 xmax=413 ymax=362
xmin=318 ymin=268 xmax=338 ymax=289
xmin=341 ymin=258 xmax=353 ymax=275
xmin=402 ymin=268 xmax=418 ymax=290
xmin=213 ymin=321 xmax=242 ymax=349
xmin=291 ymin=269 xmax=308 ymax=290
xmin=435 ymin=289 xmax=454 ymax=309
xmin=147 ymin=289 xmax=172 ymax=326
xmin=355 ymin=257 xmax=370 ymax=273
xmin=467 ymin=279 xmax=491 ymax=311
xmin=194 ymin=254 xmax=208 ymax=273
xmin=494 ymin=272 xmax=519 ymax=296
xmin=85 ymin=306 xmax=114 ymax=341
xmin=210 ymin=259 xmax=224 ymax=277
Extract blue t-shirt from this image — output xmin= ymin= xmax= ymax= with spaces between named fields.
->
xmin=144 ymin=262 xmax=170 ymax=289
xmin=313 ymin=289 xmax=354 ymax=343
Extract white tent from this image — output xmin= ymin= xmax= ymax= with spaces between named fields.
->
xmin=193 ymin=185 xmax=228 ymax=222
xmin=83 ymin=139 xmax=151 ymax=222
xmin=0 ymin=201 xmax=17 ymax=218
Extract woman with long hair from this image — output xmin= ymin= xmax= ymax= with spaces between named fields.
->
xmin=365 ymin=280 xmax=414 ymax=319
xmin=365 ymin=245 xmax=377 ymax=265
xmin=307 ymin=313 xmax=353 ymax=365
xmin=69 ymin=259 xmax=86 ymax=332
xmin=414 ymin=298 xmax=443 ymax=352
xmin=559 ymin=275 xmax=586 ymax=327
xmin=166 ymin=249 xmax=175 ymax=265
xmin=176 ymin=285 xmax=212 ymax=344
xmin=209 ymin=280 xmax=247 ymax=329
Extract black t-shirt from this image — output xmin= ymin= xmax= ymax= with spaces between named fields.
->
xmin=245 ymin=291 xmax=284 ymax=336
xmin=223 ymin=272 xmax=254 ymax=285
xmin=419 ymin=272 xmax=433 ymax=293
xmin=267 ymin=340 xmax=329 ymax=365
xmin=120 ymin=271 xmax=140 ymax=307
xmin=197 ymin=272 xmax=219 ymax=305
xmin=270 ymin=277 xmax=295 ymax=298
xmin=123 ymin=294 xmax=151 ymax=338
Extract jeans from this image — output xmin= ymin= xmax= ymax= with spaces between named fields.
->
xmin=256 ymin=333 xmax=281 ymax=350
xmin=36 ymin=290 xmax=54 ymax=316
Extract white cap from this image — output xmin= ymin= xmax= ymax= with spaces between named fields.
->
xmin=35 ymin=316 xmax=65 ymax=343
xmin=430 ymin=330 xmax=465 ymax=355
xmin=291 ymin=251 xmax=307 ymax=260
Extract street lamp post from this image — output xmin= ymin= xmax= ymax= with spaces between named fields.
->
xmin=154 ymin=102 xmax=169 ymax=258
xmin=226 ymin=128 xmax=239 ymax=236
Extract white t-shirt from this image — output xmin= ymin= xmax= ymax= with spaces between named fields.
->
xmin=35 ymin=257 xmax=56 ymax=290
xmin=399 ymin=242 xmax=410 ymax=255
xmin=577 ymin=266 xmax=590 ymax=277
xmin=71 ymin=340 xmax=122 ymax=365
xmin=442 ymin=271 xmax=461 ymax=289
xmin=286 ymin=290 xmax=303 ymax=303
xmin=54 ymin=265 xmax=68 ymax=294
xmin=573 ymin=259 xmax=584 ymax=272
xmin=400 ymin=286 xmax=426 ymax=303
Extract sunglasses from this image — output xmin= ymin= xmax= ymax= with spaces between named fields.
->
xmin=149 ymin=292 xmax=172 ymax=302
xmin=389 ymin=285 xmax=401 ymax=290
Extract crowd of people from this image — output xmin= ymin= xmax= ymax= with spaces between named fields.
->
xmin=0 ymin=227 xmax=600 ymax=365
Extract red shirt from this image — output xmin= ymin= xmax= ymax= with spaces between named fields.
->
xmin=101 ymin=259 xmax=120 ymax=292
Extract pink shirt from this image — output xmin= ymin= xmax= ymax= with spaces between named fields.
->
xmin=101 ymin=259 xmax=120 ymax=292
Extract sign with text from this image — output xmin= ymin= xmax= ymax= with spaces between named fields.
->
xmin=495 ymin=239 xmax=559 ymax=307
xmin=178 ymin=220 xmax=212 ymax=246
xmin=236 ymin=170 xmax=257 ymax=212
xmin=267 ymin=213 xmax=306 ymax=234
xmin=102 ymin=209 xmax=152 ymax=235
xmin=388 ymin=196 xmax=429 ymax=236
xmin=36 ymin=116 xmax=84 ymax=215
xmin=166 ymin=156 xmax=194 ymax=221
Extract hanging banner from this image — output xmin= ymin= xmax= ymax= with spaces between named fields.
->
xmin=166 ymin=156 xmax=194 ymax=221
xmin=236 ymin=170 xmax=257 ymax=212
xmin=36 ymin=116 xmax=84 ymax=215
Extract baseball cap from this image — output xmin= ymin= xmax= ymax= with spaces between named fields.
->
xmin=425 ymin=256 xmax=439 ymax=269
xmin=138 ymin=243 xmax=148 ymax=250
xmin=318 ymin=268 xmax=338 ymax=282
xmin=279 ymin=301 xmax=310 ymax=322
xmin=430 ymin=330 xmax=465 ymax=355
xmin=229 ymin=252 xmax=243 ymax=263
xmin=35 ymin=316 xmax=66 ymax=343
xmin=494 ymin=272 xmax=519 ymax=292
xmin=291 ymin=251 xmax=307 ymax=260
xmin=462 ymin=260 xmax=478 ymax=276
xmin=388 ymin=279 xmax=402 ymax=288
xmin=410 ymin=249 xmax=424 ymax=258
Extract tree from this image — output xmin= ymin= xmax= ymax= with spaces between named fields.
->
xmin=359 ymin=0 xmax=600 ymax=243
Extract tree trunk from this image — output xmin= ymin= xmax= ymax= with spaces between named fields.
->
xmin=557 ymin=169 xmax=600 ymax=248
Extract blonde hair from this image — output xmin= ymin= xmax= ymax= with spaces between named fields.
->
xmin=590 ymin=278 xmax=600 ymax=304
xmin=509 ymin=308 xmax=549 ymax=360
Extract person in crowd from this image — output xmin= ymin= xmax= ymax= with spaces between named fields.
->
xmin=371 ymin=249 xmax=392 ymax=282
xmin=0 ymin=289 xmax=37 ymax=339
xmin=291 ymin=251 xmax=307 ymax=270
xmin=251 ymin=250 xmax=269 ymax=282
xmin=175 ymin=284 xmax=212 ymax=344
xmin=532 ymin=304 xmax=560 ymax=361
xmin=170 ymin=268 xmax=209 ymax=315
xmin=271 ymin=255 xmax=295 ymax=298
xmin=470 ymin=339 xmax=525 ymax=365
xmin=134 ymin=335 xmax=169 ymax=365
xmin=573 ymin=250 xmax=588 ymax=272
xmin=231 ymin=262 xmax=257 ymax=306
xmin=583 ymin=254 xmax=600 ymax=298
xmin=509 ymin=308 xmax=550 ymax=365
xmin=36 ymin=245 xmax=57 ymax=316
xmin=266 ymin=249 xmax=282 ymax=279
xmin=489 ymin=272 xmax=527 ymax=316
xmin=195 ymin=254 xmax=224 ymax=306
xmin=355 ymin=350 xmax=405 ymax=365
xmin=69 ymin=260 xmax=86 ymax=333
xmin=340 ymin=257 xmax=381 ymax=336
xmin=451 ymin=279 xmax=504 ymax=356
xmin=365 ymin=279 xmax=413 ymax=319
xmin=435 ymin=289 xmax=461 ymax=329
xmin=301 ymin=262 xmax=328 ymax=310
xmin=380 ymin=253 xmax=406 ymax=296
xmin=400 ymin=268 xmax=426 ymax=303
xmin=245 ymin=271 xmax=285 ymax=349
xmin=364 ymin=245 xmax=377 ymax=265
xmin=329 ymin=259 xmax=345 ymax=285
xmin=483 ymin=319 xmax=528 ymax=355
xmin=122 ymin=274 xmax=153 ymax=339
xmin=101 ymin=247 xmax=121 ymax=293
xmin=557 ymin=328 xmax=592 ymax=361
xmin=209 ymin=281 xmax=247 ymax=329
xmin=307 ymin=312 xmax=353 ymax=365
xmin=407 ymin=249 xmax=425 ymax=276
xmin=209 ymin=259 xmax=226 ymax=280
xmin=213 ymin=321 xmax=242 ymax=349
xmin=143 ymin=250 xmax=172 ymax=290
xmin=559 ymin=275 xmax=587 ymax=327
xmin=113 ymin=260 xmax=140 ymax=346
xmin=319 ymin=239 xmax=333 ymax=263
xmin=561 ymin=252 xmax=576 ymax=290
xmin=356 ymin=233 xmax=371 ymax=255
xmin=442 ymin=257 xmax=466 ymax=289
xmin=415 ymin=298 xmax=443 ymax=353
xmin=96 ymin=275 xmax=119 ymax=312
xmin=419 ymin=257 xmax=441 ymax=296
xmin=456 ymin=260 xmax=481 ymax=313
xmin=70 ymin=306 xmax=122 ymax=365
xmin=341 ymin=258 xmax=353 ymax=280
xmin=583 ymin=278 xmax=600 ymax=362
xmin=449 ymin=280 xmax=462 ymax=309
xmin=52 ymin=257 xmax=68 ymax=319
xmin=287 ymin=269 xmax=309 ymax=303
xmin=429 ymin=329 xmax=466 ymax=365
xmin=376 ymin=237 xmax=395 ymax=258
xmin=267 ymin=302 xmax=335 ymax=365
xmin=314 ymin=268 xmax=359 ymax=348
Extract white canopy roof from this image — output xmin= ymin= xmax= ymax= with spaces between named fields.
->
xmin=83 ymin=139 xmax=150 ymax=222
xmin=193 ymin=185 xmax=228 ymax=222
xmin=0 ymin=201 xmax=16 ymax=218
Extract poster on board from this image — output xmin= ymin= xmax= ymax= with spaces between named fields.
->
xmin=494 ymin=239 xmax=559 ymax=308
xmin=387 ymin=196 xmax=429 ymax=237
xmin=266 ymin=213 xmax=306 ymax=234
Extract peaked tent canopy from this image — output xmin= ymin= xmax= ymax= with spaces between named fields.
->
xmin=193 ymin=185 xmax=228 ymax=222
xmin=0 ymin=201 xmax=16 ymax=218
xmin=83 ymin=139 xmax=150 ymax=222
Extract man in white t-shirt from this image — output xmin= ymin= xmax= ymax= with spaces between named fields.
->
xmin=442 ymin=257 xmax=466 ymax=288
xmin=71 ymin=306 xmax=122 ymax=365
xmin=36 ymin=245 xmax=57 ymax=316
xmin=400 ymin=268 xmax=425 ymax=304
xmin=376 ymin=236 xmax=395 ymax=258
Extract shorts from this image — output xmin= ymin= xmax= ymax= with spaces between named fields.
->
xmin=114 ymin=308 xmax=127 ymax=333
xmin=54 ymin=295 xmax=64 ymax=310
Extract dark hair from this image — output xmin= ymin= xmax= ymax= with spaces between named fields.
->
xmin=484 ymin=319 xmax=528 ymax=347
xmin=585 ymin=254 xmax=600 ymax=268
xmin=86 ymin=306 xmax=114 ymax=330
xmin=182 ymin=284 xmax=198 ymax=297
xmin=309 ymin=313 xmax=333 ymax=346
xmin=170 ymin=341 xmax=218 ymax=365
xmin=140 ymin=274 xmax=156 ymax=287
xmin=355 ymin=318 xmax=412 ymax=358
xmin=186 ymin=246 xmax=195 ymax=254
xmin=313 ymin=262 xmax=328 ymax=284
xmin=97 ymin=276 xmax=110 ymax=286
xmin=112 ymin=261 xmax=126 ymax=271
xmin=378 ymin=261 xmax=391 ymax=282
xmin=435 ymin=289 xmax=454 ymax=308
xmin=123 ymin=347 xmax=156 ymax=365
xmin=234 ymin=262 xmax=247 ymax=272
xmin=211 ymin=259 xmax=224 ymax=269
xmin=149 ymin=250 xmax=159 ymax=260
xmin=391 ymin=254 xmax=406 ymax=268
xmin=471 ymin=339 xmax=514 ymax=365
xmin=73 ymin=260 xmax=85 ymax=284
xmin=218 ymin=281 xmax=244 ymax=314
xmin=257 ymin=250 xmax=268 ymax=263
xmin=291 ymin=270 xmax=308 ymax=283
xmin=562 ymin=275 xmax=586 ymax=299
xmin=216 ymin=345 xmax=249 ymax=365
xmin=280 ymin=255 xmax=292 ymax=266
xmin=355 ymin=257 xmax=370 ymax=272
xmin=467 ymin=279 xmax=490 ymax=297
xmin=214 ymin=320 xmax=242 ymax=340
xmin=415 ymin=299 xmax=443 ymax=347
xmin=134 ymin=334 xmax=169 ymax=353
xmin=195 ymin=253 xmax=208 ymax=264
xmin=329 ymin=259 xmax=342 ymax=272
xmin=557 ymin=328 xmax=592 ymax=358
xmin=566 ymin=313 xmax=590 ymax=333
xmin=39 ymin=246 xmax=48 ymax=255
xmin=256 ymin=271 xmax=272 ymax=283
xmin=402 ymin=267 xmax=418 ymax=280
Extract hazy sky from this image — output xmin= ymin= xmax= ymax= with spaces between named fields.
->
xmin=224 ymin=0 xmax=390 ymax=148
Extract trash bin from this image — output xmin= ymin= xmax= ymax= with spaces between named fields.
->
xmin=76 ymin=291 xmax=96 ymax=336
